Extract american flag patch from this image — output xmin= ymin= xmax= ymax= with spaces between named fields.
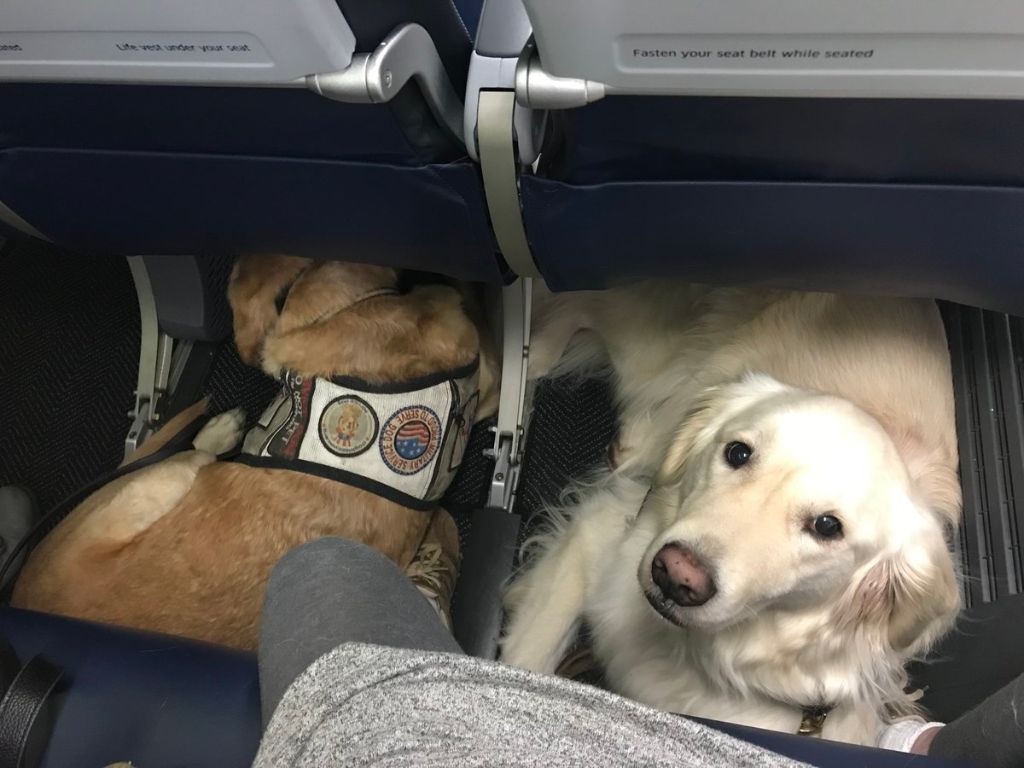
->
xmin=380 ymin=406 xmax=442 ymax=475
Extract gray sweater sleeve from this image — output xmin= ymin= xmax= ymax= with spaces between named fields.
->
xmin=254 ymin=643 xmax=806 ymax=768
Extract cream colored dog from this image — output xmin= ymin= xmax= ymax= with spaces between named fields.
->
xmin=502 ymin=284 xmax=960 ymax=746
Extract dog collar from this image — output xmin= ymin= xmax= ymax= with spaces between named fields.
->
xmin=797 ymin=704 xmax=834 ymax=737
xmin=235 ymin=360 xmax=480 ymax=510
xmin=551 ymin=628 xmax=837 ymax=739
xmin=272 ymin=264 xmax=398 ymax=319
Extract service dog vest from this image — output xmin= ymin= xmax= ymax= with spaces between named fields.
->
xmin=234 ymin=360 xmax=479 ymax=510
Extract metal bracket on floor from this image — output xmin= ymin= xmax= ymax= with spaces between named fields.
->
xmin=125 ymin=257 xmax=175 ymax=459
xmin=485 ymin=278 xmax=533 ymax=513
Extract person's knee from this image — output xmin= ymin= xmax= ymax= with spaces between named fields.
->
xmin=267 ymin=537 xmax=398 ymax=597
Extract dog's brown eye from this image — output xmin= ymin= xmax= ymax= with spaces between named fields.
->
xmin=810 ymin=514 xmax=843 ymax=539
xmin=724 ymin=441 xmax=753 ymax=468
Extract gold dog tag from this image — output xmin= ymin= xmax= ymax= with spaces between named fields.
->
xmin=797 ymin=706 xmax=831 ymax=737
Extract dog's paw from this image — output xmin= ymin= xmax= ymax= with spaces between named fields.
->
xmin=193 ymin=407 xmax=246 ymax=455
xmin=499 ymin=632 xmax=557 ymax=674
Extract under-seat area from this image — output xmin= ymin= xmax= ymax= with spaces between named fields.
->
xmin=3 ymin=0 xmax=1024 ymax=765
xmin=2 ymin=245 xmax=1023 ymax=768
xmin=0 ymin=241 xmax=619 ymax=766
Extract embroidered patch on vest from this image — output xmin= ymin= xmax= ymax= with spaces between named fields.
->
xmin=318 ymin=395 xmax=378 ymax=457
xmin=380 ymin=406 xmax=441 ymax=475
xmin=239 ymin=359 xmax=479 ymax=507
xmin=266 ymin=373 xmax=315 ymax=459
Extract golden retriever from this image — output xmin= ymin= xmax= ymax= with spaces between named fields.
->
xmin=13 ymin=255 xmax=497 ymax=650
xmin=502 ymin=283 xmax=960 ymax=746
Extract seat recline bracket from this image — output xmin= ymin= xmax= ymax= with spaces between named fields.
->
xmin=485 ymin=279 xmax=533 ymax=514
xmin=464 ymin=0 xmax=541 ymax=163
xmin=477 ymin=87 xmax=540 ymax=513
xmin=125 ymin=257 xmax=175 ymax=459
xmin=477 ymin=89 xmax=540 ymax=279
xmin=306 ymin=23 xmax=465 ymax=143
xmin=464 ymin=52 xmax=544 ymax=164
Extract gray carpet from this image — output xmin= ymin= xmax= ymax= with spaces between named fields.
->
xmin=0 ymin=241 xmax=140 ymax=511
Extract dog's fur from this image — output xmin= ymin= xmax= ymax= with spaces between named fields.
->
xmin=502 ymin=283 xmax=960 ymax=746
xmin=13 ymin=255 xmax=497 ymax=651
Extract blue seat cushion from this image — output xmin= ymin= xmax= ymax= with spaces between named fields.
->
xmin=524 ymin=97 xmax=1024 ymax=313
xmin=0 ymin=0 xmax=496 ymax=276
xmin=545 ymin=96 xmax=1024 ymax=186
xmin=521 ymin=176 xmax=1024 ymax=313
xmin=0 ymin=84 xmax=433 ymax=165
xmin=0 ymin=608 xmax=260 ymax=768
xmin=0 ymin=85 xmax=501 ymax=281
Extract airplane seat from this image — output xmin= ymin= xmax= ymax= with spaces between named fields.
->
xmin=454 ymin=3 xmax=1024 ymax=765
xmin=465 ymin=0 xmax=1024 ymax=314
xmin=1 ymin=1 xmax=1018 ymax=766
xmin=0 ymin=4 xmax=495 ymax=766
xmin=0 ymin=0 xmax=502 ymax=282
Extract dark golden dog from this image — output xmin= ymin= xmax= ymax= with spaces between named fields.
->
xmin=13 ymin=255 xmax=497 ymax=650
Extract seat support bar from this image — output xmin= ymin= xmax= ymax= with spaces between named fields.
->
xmin=125 ymin=257 xmax=175 ymax=459
xmin=486 ymin=279 xmax=533 ymax=513
xmin=455 ymin=279 xmax=534 ymax=658
xmin=477 ymin=89 xmax=539 ymax=279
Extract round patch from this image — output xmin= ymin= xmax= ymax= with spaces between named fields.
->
xmin=380 ymin=406 xmax=442 ymax=475
xmin=319 ymin=396 xmax=378 ymax=457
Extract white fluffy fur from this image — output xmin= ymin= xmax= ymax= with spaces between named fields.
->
xmin=502 ymin=283 xmax=961 ymax=746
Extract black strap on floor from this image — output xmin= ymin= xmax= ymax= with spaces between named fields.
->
xmin=0 ymin=640 xmax=61 ymax=768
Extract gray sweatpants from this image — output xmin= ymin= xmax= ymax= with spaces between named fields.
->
xmin=255 ymin=538 xmax=802 ymax=768
xmin=258 ymin=537 xmax=459 ymax=725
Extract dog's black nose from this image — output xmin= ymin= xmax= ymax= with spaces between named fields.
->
xmin=652 ymin=543 xmax=717 ymax=607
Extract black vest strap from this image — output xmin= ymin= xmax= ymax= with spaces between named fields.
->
xmin=230 ymin=454 xmax=438 ymax=512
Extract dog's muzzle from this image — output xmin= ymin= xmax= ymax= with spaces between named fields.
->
xmin=644 ymin=542 xmax=717 ymax=624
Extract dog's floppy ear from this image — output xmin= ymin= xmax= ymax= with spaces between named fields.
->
xmin=228 ymin=254 xmax=311 ymax=366
xmin=654 ymin=385 xmax=725 ymax=486
xmin=835 ymin=502 xmax=959 ymax=654
xmin=655 ymin=373 xmax=789 ymax=487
